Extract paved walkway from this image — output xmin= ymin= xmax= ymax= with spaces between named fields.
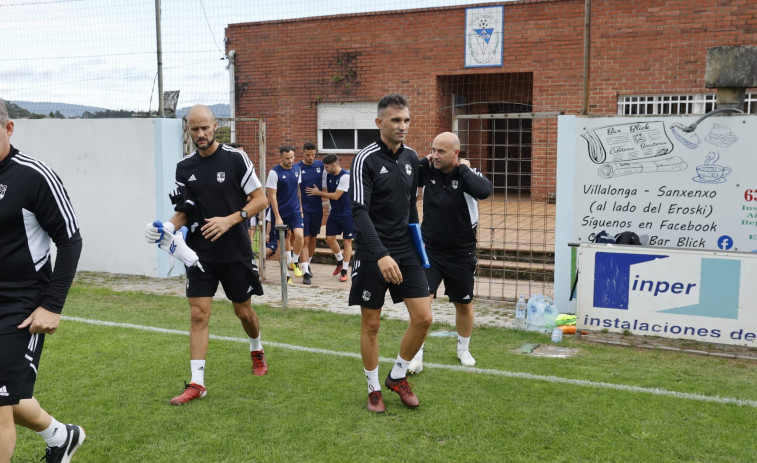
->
xmin=76 ymin=261 xmax=512 ymax=328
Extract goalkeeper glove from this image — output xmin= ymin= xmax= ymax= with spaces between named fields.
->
xmin=145 ymin=220 xmax=175 ymax=243
xmin=157 ymin=225 xmax=204 ymax=271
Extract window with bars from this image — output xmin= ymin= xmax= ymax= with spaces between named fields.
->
xmin=320 ymin=128 xmax=380 ymax=151
xmin=618 ymin=92 xmax=757 ymax=115
xmin=317 ymin=102 xmax=379 ymax=153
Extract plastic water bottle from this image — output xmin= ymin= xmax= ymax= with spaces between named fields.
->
xmin=542 ymin=295 xmax=557 ymax=332
xmin=526 ymin=294 xmax=544 ymax=332
xmin=514 ymin=295 xmax=527 ymax=330
xmin=551 ymin=327 xmax=563 ymax=343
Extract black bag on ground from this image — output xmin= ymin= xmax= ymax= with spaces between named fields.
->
xmin=614 ymin=231 xmax=641 ymax=245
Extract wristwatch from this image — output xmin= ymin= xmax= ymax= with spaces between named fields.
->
xmin=239 ymin=209 xmax=249 ymax=220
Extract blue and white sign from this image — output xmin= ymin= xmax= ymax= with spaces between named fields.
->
xmin=553 ymin=115 xmax=757 ymax=316
xmin=464 ymin=6 xmax=503 ymax=67
xmin=577 ymin=244 xmax=757 ymax=346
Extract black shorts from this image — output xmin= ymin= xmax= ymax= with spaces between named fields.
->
xmin=349 ymin=254 xmax=429 ymax=309
xmin=186 ymin=260 xmax=264 ymax=303
xmin=0 ymin=329 xmax=45 ymax=406
xmin=266 ymin=226 xmax=280 ymax=253
xmin=281 ymin=210 xmax=304 ymax=230
xmin=425 ymin=248 xmax=477 ymax=304
xmin=303 ymin=210 xmax=323 ymax=237
xmin=325 ymin=215 xmax=354 ymax=239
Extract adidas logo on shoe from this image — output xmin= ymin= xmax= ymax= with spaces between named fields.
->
xmin=0 ymin=385 xmax=8 ymax=397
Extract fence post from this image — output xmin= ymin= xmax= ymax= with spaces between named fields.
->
xmin=275 ymin=224 xmax=289 ymax=311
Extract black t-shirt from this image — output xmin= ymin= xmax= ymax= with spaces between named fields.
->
xmin=175 ymin=144 xmax=262 ymax=263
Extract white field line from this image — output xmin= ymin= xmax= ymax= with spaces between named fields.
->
xmin=63 ymin=316 xmax=757 ymax=408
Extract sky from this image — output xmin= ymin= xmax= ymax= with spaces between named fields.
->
xmin=1 ymin=0 xmax=507 ymax=114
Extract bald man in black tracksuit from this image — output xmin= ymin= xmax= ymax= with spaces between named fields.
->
xmin=408 ymin=131 xmax=492 ymax=373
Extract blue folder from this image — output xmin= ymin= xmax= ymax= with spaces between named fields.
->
xmin=409 ymin=223 xmax=430 ymax=268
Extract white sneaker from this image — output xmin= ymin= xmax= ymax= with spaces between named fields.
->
xmin=407 ymin=354 xmax=424 ymax=375
xmin=457 ymin=349 xmax=476 ymax=367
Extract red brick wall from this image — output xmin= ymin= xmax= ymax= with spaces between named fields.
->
xmin=227 ymin=0 xmax=757 ymax=199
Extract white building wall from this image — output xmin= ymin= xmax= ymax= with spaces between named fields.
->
xmin=11 ymin=118 xmax=184 ymax=277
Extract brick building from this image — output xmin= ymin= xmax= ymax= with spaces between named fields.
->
xmin=225 ymin=0 xmax=757 ymax=201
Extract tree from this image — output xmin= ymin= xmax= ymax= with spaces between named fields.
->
xmin=7 ymin=102 xmax=43 ymax=119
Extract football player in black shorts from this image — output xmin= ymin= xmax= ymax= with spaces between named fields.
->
xmin=349 ymin=94 xmax=432 ymax=413
xmin=145 ymin=105 xmax=268 ymax=405
xmin=410 ymin=132 xmax=492 ymax=372
xmin=0 ymin=98 xmax=85 ymax=463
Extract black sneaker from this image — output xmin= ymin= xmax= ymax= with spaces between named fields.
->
xmin=43 ymin=424 xmax=86 ymax=463
xmin=302 ymin=272 xmax=312 ymax=285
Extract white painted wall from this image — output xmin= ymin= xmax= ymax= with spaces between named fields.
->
xmin=11 ymin=118 xmax=184 ymax=277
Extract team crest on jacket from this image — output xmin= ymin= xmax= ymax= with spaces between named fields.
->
xmin=452 ymin=180 xmax=459 ymax=189
xmin=217 ymin=172 xmax=226 ymax=183
xmin=405 ymin=164 xmax=412 ymax=175
xmin=0 ymin=184 xmax=6 ymax=200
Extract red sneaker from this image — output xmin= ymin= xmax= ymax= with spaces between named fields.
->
xmin=170 ymin=382 xmax=207 ymax=405
xmin=333 ymin=260 xmax=343 ymax=275
xmin=251 ymin=350 xmax=268 ymax=376
xmin=367 ymin=390 xmax=386 ymax=413
xmin=339 ymin=269 xmax=348 ymax=282
xmin=384 ymin=375 xmax=419 ymax=408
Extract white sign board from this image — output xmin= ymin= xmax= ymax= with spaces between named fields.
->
xmin=577 ymin=244 xmax=757 ymax=347
xmin=572 ymin=116 xmax=756 ymax=250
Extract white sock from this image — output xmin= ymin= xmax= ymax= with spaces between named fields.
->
xmin=342 ymin=260 xmax=349 ymax=270
xmin=457 ymin=334 xmax=471 ymax=352
xmin=364 ymin=366 xmax=381 ymax=393
xmin=300 ymin=262 xmax=310 ymax=274
xmin=390 ymin=354 xmax=411 ymax=379
xmin=37 ymin=418 xmax=67 ymax=448
xmin=293 ymin=253 xmax=300 ymax=264
xmin=413 ymin=343 xmax=424 ymax=361
xmin=308 ymin=257 xmax=313 ymax=264
xmin=287 ymin=251 xmax=293 ymax=264
xmin=190 ymin=359 xmax=206 ymax=386
xmin=249 ymin=333 xmax=263 ymax=352
xmin=334 ymin=251 xmax=343 ymax=262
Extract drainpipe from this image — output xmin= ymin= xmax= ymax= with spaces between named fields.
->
xmin=228 ymin=50 xmax=236 ymax=144
xmin=582 ymin=0 xmax=591 ymax=115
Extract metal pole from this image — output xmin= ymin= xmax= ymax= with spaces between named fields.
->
xmin=259 ymin=120 xmax=267 ymax=279
xmin=155 ymin=0 xmax=165 ymax=117
xmin=228 ymin=50 xmax=236 ymax=144
xmin=582 ymin=0 xmax=592 ymax=115
xmin=275 ymin=224 xmax=289 ymax=311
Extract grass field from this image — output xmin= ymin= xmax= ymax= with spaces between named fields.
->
xmin=12 ymin=283 xmax=757 ymax=462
